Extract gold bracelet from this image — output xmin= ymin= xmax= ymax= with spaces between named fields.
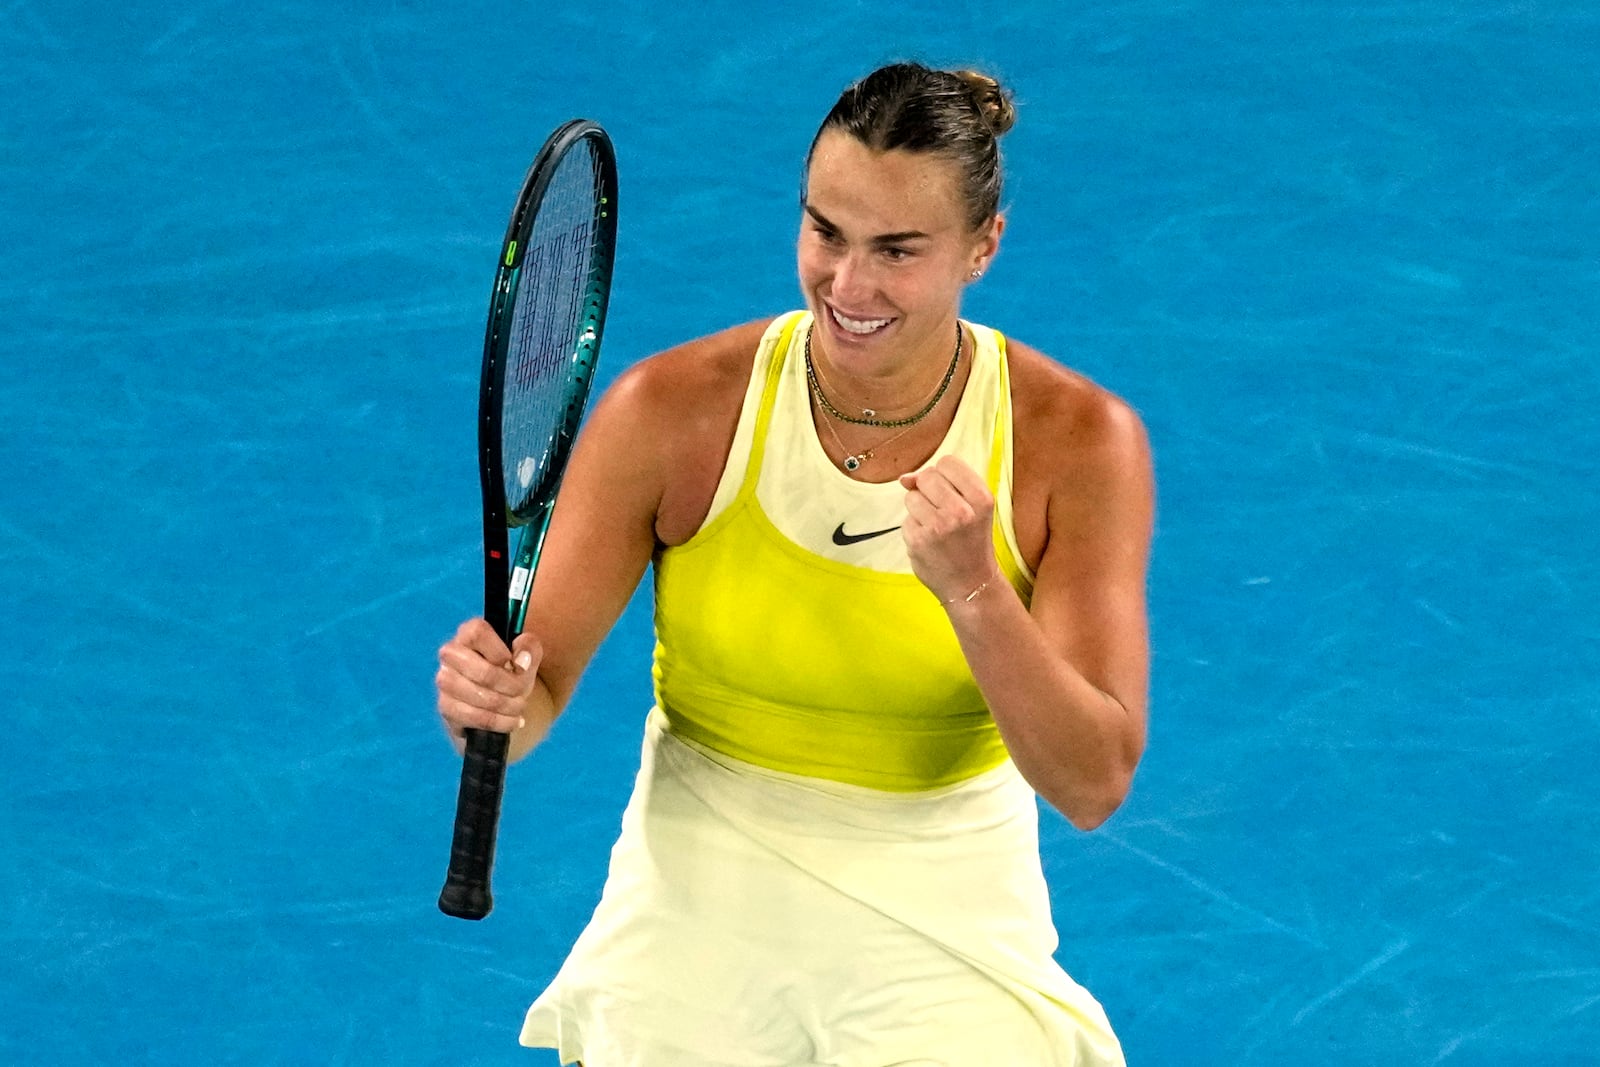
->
xmin=943 ymin=581 xmax=989 ymax=605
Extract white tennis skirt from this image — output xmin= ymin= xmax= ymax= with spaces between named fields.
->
xmin=520 ymin=709 xmax=1124 ymax=1066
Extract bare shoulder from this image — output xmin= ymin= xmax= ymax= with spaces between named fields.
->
xmin=1007 ymin=341 xmax=1149 ymax=467
xmin=1003 ymin=340 xmax=1154 ymax=562
xmin=588 ymin=318 xmax=774 ymax=543
xmin=601 ymin=319 xmax=771 ymax=423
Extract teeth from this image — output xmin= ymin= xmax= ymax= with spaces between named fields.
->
xmin=831 ymin=307 xmax=892 ymax=334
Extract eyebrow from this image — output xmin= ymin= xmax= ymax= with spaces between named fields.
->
xmin=804 ymin=204 xmax=932 ymax=246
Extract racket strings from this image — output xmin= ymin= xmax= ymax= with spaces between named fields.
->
xmin=501 ymin=141 xmax=608 ymax=518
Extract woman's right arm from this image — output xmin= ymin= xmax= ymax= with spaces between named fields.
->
xmin=434 ymin=321 xmax=767 ymax=763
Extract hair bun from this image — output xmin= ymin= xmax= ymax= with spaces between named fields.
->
xmin=953 ymin=70 xmax=1016 ymax=136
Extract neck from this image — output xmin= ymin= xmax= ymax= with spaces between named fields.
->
xmin=808 ymin=317 xmax=966 ymax=423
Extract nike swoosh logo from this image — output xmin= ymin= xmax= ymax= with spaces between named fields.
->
xmin=831 ymin=522 xmax=902 ymax=546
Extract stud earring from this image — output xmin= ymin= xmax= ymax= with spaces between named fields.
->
xmin=969 ymin=268 xmax=984 ymax=280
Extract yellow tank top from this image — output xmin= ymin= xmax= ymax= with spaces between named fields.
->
xmin=650 ymin=311 xmax=1035 ymax=791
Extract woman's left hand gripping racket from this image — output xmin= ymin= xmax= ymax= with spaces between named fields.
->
xmin=439 ymin=120 xmax=619 ymax=921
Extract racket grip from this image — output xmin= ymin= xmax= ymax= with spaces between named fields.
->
xmin=438 ymin=727 xmax=512 ymax=920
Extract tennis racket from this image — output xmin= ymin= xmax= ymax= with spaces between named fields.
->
xmin=439 ymin=119 xmax=618 ymax=921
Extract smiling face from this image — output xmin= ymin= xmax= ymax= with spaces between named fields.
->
xmin=799 ymin=130 xmax=1002 ymax=383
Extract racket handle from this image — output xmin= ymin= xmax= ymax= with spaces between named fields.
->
xmin=438 ymin=727 xmax=512 ymax=920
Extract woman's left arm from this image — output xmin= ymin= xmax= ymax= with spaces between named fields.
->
xmin=901 ymin=390 xmax=1154 ymax=830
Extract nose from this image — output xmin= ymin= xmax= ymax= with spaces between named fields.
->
xmin=828 ymin=249 xmax=875 ymax=307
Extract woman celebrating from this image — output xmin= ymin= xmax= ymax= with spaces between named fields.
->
xmin=436 ymin=62 xmax=1153 ymax=1066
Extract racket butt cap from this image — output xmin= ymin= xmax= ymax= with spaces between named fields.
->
xmin=438 ymin=884 xmax=493 ymax=921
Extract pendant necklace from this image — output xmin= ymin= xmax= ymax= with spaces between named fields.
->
xmin=806 ymin=323 xmax=964 ymax=472
xmin=804 ymin=321 xmax=964 ymax=428
xmin=817 ymin=410 xmax=922 ymax=472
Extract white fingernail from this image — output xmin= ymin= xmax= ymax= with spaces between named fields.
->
xmin=514 ymin=651 xmax=533 ymax=670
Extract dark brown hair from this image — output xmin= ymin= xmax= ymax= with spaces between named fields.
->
xmin=806 ymin=62 xmax=1017 ymax=231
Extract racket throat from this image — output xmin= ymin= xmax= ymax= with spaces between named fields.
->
xmin=506 ymin=505 xmax=554 ymax=638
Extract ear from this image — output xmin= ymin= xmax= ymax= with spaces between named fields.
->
xmin=968 ymin=213 xmax=1005 ymax=279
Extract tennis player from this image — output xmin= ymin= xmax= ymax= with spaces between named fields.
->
xmin=436 ymin=61 xmax=1153 ymax=1065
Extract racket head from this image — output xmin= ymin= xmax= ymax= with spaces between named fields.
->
xmin=478 ymin=119 xmax=618 ymax=642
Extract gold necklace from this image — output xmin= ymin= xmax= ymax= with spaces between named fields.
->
xmin=804 ymin=321 xmax=963 ymax=428
xmin=816 ymin=407 xmax=923 ymax=473
xmin=809 ymin=327 xmax=964 ymax=473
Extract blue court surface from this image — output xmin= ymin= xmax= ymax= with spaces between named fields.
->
xmin=4 ymin=2 xmax=1597 ymax=1063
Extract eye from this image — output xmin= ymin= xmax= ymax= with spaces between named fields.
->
xmin=881 ymin=246 xmax=913 ymax=261
xmin=810 ymin=222 xmax=843 ymax=244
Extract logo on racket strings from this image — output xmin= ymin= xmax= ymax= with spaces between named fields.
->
xmin=511 ymin=221 xmax=594 ymax=390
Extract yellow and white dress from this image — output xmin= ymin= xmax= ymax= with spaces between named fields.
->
xmin=520 ymin=312 xmax=1124 ymax=1066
